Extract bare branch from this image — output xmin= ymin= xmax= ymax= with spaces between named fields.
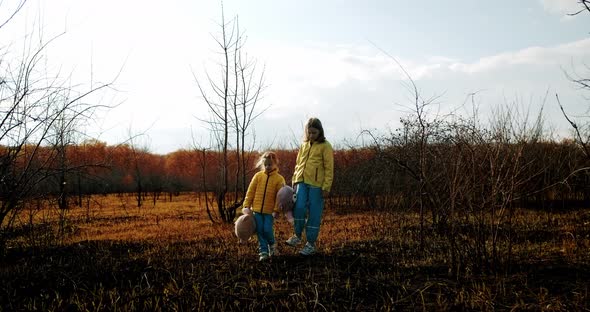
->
xmin=557 ymin=93 xmax=590 ymax=159
xmin=0 ymin=0 xmax=27 ymax=30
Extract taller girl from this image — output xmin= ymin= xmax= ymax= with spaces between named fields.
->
xmin=285 ymin=117 xmax=334 ymax=256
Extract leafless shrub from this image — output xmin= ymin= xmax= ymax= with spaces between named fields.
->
xmin=0 ymin=6 xmax=117 ymax=251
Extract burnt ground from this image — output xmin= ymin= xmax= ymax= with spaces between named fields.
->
xmin=1 ymin=238 xmax=589 ymax=311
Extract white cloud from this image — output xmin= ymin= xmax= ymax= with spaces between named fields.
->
xmin=247 ymin=37 xmax=590 ymax=149
xmin=255 ymin=37 xmax=590 ymax=107
xmin=447 ymin=38 xmax=590 ymax=74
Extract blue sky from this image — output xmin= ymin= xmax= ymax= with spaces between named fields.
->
xmin=1 ymin=0 xmax=589 ymax=153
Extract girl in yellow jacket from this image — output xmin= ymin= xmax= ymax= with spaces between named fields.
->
xmin=243 ymin=151 xmax=286 ymax=261
xmin=285 ymin=117 xmax=334 ymax=256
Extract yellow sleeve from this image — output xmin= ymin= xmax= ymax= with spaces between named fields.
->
xmin=244 ymin=172 xmax=259 ymax=207
xmin=322 ymin=143 xmax=334 ymax=192
xmin=292 ymin=144 xmax=304 ymax=185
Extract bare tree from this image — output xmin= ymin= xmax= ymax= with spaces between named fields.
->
xmin=124 ymin=131 xmax=153 ymax=208
xmin=194 ymin=143 xmax=217 ymax=222
xmin=231 ymin=19 xmax=266 ymax=195
xmin=49 ymin=87 xmax=105 ymax=238
xmin=558 ymin=1 xmax=590 ymax=159
xmin=192 ymin=4 xmax=267 ymax=223
xmin=366 ymin=41 xmax=446 ymax=250
xmin=0 ymin=6 xmax=117 ymax=250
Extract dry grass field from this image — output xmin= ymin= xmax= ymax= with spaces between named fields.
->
xmin=1 ymin=193 xmax=590 ymax=311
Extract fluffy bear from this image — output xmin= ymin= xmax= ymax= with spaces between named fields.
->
xmin=276 ymin=185 xmax=295 ymax=224
xmin=234 ymin=207 xmax=256 ymax=244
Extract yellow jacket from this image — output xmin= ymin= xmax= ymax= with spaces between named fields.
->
xmin=292 ymin=140 xmax=334 ymax=192
xmin=244 ymin=168 xmax=286 ymax=214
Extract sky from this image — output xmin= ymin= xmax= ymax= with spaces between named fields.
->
xmin=1 ymin=0 xmax=589 ymax=154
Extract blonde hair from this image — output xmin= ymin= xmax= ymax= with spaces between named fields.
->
xmin=256 ymin=151 xmax=279 ymax=170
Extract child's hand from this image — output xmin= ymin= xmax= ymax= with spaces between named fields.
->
xmin=272 ymin=212 xmax=278 ymax=218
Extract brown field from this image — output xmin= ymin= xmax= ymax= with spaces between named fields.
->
xmin=1 ymin=193 xmax=590 ymax=311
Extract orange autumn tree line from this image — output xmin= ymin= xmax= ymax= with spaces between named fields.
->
xmin=3 ymin=138 xmax=589 ymax=211
xmin=0 ymin=139 xmax=377 ymax=208
xmin=0 ymin=141 xmax=308 ymax=205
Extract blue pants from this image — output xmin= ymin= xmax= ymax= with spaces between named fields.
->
xmin=254 ymin=212 xmax=275 ymax=254
xmin=293 ymin=183 xmax=324 ymax=245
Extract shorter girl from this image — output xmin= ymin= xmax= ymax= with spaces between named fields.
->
xmin=243 ymin=151 xmax=286 ymax=261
